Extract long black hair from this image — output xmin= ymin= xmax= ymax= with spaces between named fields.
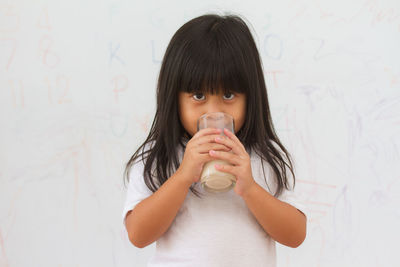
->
xmin=124 ymin=13 xmax=295 ymax=197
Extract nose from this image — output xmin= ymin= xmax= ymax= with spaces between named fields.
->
xmin=205 ymin=96 xmax=224 ymax=114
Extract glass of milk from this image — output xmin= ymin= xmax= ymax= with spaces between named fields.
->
xmin=197 ymin=112 xmax=236 ymax=193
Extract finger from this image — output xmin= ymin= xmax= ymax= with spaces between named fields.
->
xmin=197 ymin=143 xmax=231 ymax=154
xmin=198 ymin=153 xmax=219 ymax=165
xmin=193 ymin=128 xmax=222 ymax=139
xmin=195 ymin=134 xmax=225 ymax=145
xmin=214 ymin=163 xmax=236 ymax=176
xmin=198 ymin=153 xmax=212 ymax=162
xmin=211 ymin=144 xmax=232 ymax=152
xmin=209 ymin=150 xmax=241 ymax=165
xmin=223 ymin=128 xmax=246 ymax=151
xmin=214 ymin=135 xmax=242 ymax=155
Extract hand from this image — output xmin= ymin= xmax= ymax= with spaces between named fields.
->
xmin=209 ymin=128 xmax=257 ymax=197
xmin=177 ymin=128 xmax=231 ymax=186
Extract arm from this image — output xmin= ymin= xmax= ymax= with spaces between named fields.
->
xmin=125 ymin=128 xmax=232 ymax=248
xmin=211 ymin=129 xmax=306 ymax=248
xmin=125 ymin=169 xmax=192 ymax=248
xmin=242 ymin=182 xmax=306 ymax=248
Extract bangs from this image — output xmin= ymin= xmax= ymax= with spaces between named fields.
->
xmin=178 ymin=22 xmax=250 ymax=96
xmin=179 ymin=53 xmax=248 ymax=95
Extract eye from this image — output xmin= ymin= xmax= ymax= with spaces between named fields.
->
xmin=223 ymin=92 xmax=235 ymax=100
xmin=192 ymin=93 xmax=205 ymax=101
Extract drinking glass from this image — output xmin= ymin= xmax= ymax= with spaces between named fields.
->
xmin=197 ymin=112 xmax=236 ymax=193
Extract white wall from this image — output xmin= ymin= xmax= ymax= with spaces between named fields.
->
xmin=1 ymin=0 xmax=399 ymax=266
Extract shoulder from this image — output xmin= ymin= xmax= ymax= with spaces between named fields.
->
xmin=269 ymin=138 xmax=286 ymax=156
xmin=132 ymin=139 xmax=156 ymax=164
xmin=126 ymin=144 xmax=158 ymax=193
xmin=248 ymin=139 xmax=285 ymax=161
xmin=127 ymin=140 xmax=155 ymax=179
xmin=250 ymin=139 xmax=296 ymax=188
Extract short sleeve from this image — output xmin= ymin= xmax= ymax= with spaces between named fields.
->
xmin=121 ymin=159 xmax=154 ymax=228
xmin=269 ymin=140 xmax=307 ymax=219
xmin=278 ymin=181 xmax=307 ymax=219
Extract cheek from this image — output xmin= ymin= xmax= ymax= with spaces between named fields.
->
xmin=234 ymin=114 xmax=245 ymax=133
xmin=179 ymin=106 xmax=198 ymax=135
xmin=234 ymin=101 xmax=247 ymax=132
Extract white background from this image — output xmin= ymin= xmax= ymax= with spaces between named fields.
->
xmin=1 ymin=0 xmax=400 ymax=266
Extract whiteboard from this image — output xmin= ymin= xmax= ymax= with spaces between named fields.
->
xmin=1 ymin=0 xmax=399 ymax=266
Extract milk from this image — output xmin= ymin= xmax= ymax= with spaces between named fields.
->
xmin=197 ymin=112 xmax=236 ymax=192
xmin=200 ymin=159 xmax=236 ymax=192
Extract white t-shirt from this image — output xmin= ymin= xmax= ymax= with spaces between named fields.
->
xmin=122 ymin=141 xmax=306 ymax=267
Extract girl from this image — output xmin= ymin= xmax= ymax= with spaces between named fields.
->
xmin=122 ymin=13 xmax=306 ymax=267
